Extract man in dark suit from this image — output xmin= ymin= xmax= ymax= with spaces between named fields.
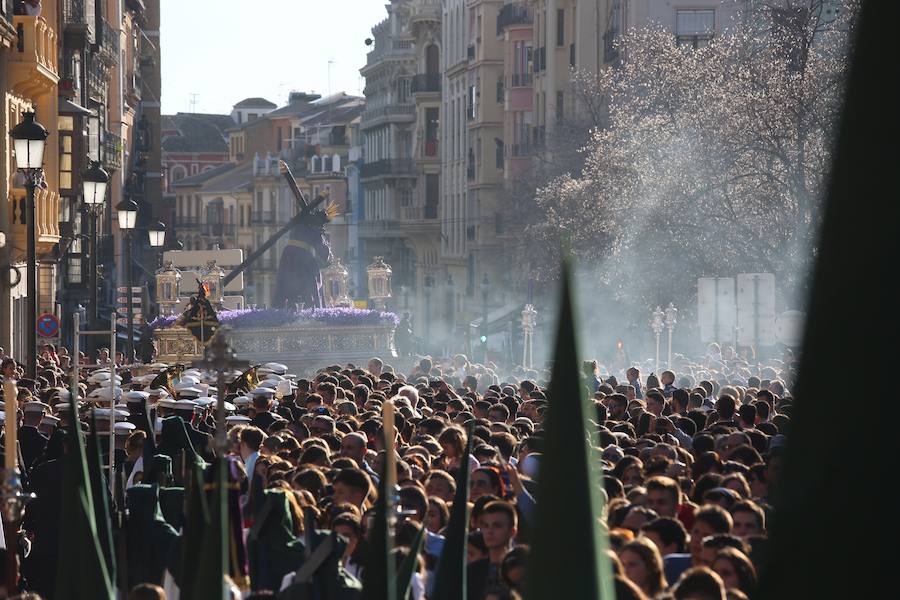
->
xmin=20 ymin=401 xmax=50 ymax=470
xmin=249 ymin=390 xmax=279 ymax=432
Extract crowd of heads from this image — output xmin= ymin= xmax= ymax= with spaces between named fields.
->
xmin=0 ymin=338 xmax=795 ymax=599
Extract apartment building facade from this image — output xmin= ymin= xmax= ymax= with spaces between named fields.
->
xmin=1 ymin=0 xmax=160 ymax=356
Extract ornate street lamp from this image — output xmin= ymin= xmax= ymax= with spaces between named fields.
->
xmin=651 ymin=306 xmax=665 ymax=374
xmin=116 ymin=198 xmax=138 ymax=360
xmin=155 ymin=260 xmax=182 ymax=316
xmin=10 ymin=110 xmax=48 ymax=380
xmin=521 ymin=303 xmax=537 ymax=369
xmin=367 ymin=256 xmax=393 ymax=310
xmin=665 ymin=302 xmax=678 ymax=369
xmin=82 ymin=159 xmax=109 ymax=352
xmin=481 ymin=274 xmax=490 ymax=364
xmin=148 ymin=221 xmax=166 ymax=249
xmin=423 ymin=273 xmax=434 ymax=351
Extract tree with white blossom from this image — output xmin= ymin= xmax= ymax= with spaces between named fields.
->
xmin=529 ymin=0 xmax=858 ymax=313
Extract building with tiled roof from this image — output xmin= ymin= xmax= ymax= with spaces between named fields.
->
xmin=161 ymin=112 xmax=235 ymax=207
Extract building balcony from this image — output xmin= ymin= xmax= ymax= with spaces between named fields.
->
xmin=410 ymin=0 xmax=441 ymax=24
xmin=62 ymin=0 xmax=95 ymax=43
xmin=510 ymin=142 xmax=533 ymax=158
xmin=174 ymin=216 xmax=200 ymax=230
xmin=87 ymin=59 xmax=109 ymax=101
xmin=7 ymin=187 xmax=60 ymax=261
xmin=360 ymin=159 xmax=416 ymax=179
xmin=497 ymin=3 xmax=532 ymax=35
xmin=97 ymin=18 xmax=120 ymax=64
xmin=400 ymin=204 xmax=440 ymax=221
xmin=102 ymin=131 xmax=123 ymax=171
xmin=411 ymin=74 xmax=441 ymax=94
xmin=511 ymin=72 xmax=533 ymax=88
xmin=202 ymin=223 xmax=236 ymax=238
xmin=365 ymin=39 xmax=414 ymax=66
xmin=9 ymin=16 xmax=59 ymax=94
xmin=252 ymin=211 xmax=279 ymax=226
xmin=361 ymin=104 xmax=415 ymax=126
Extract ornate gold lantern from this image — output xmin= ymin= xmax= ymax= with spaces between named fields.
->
xmin=155 ymin=260 xmax=182 ymax=316
xmin=200 ymin=259 xmax=226 ymax=307
xmin=322 ymin=257 xmax=352 ymax=308
xmin=366 ymin=256 xmax=392 ymax=310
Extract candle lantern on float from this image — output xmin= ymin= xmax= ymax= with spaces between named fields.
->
xmin=367 ymin=256 xmax=392 ymax=310
xmin=322 ymin=257 xmax=352 ymax=307
xmin=155 ymin=260 xmax=182 ymax=315
xmin=200 ymin=259 xmax=226 ymax=307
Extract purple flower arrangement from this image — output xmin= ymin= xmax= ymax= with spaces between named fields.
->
xmin=149 ymin=307 xmax=399 ymax=331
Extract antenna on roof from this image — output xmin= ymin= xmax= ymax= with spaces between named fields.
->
xmin=189 ymin=93 xmax=199 ymax=113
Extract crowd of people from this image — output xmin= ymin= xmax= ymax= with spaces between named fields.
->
xmin=0 ymin=339 xmax=795 ymax=599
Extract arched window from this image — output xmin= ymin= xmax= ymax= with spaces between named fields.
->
xmin=171 ymin=165 xmax=187 ymax=182
xmin=426 ymin=44 xmax=440 ymax=76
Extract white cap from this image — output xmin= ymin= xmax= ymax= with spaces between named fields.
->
xmin=157 ymin=399 xmax=178 ymax=409
xmin=258 ymin=380 xmax=279 ymax=389
xmin=41 ymin=414 xmax=61 ymax=426
xmin=250 ymin=387 xmax=276 ymax=398
xmin=23 ymin=401 xmax=50 ymax=414
xmin=91 ymin=407 xmax=130 ymax=420
xmin=180 ymin=375 xmax=201 ymax=386
xmin=89 ymin=387 xmax=123 ymax=401
xmin=114 ymin=422 xmax=136 ymax=434
xmin=174 ymin=400 xmax=198 ymax=411
xmin=233 ymin=396 xmax=251 ymax=407
xmin=226 ymin=415 xmax=251 ymax=425
xmin=125 ymin=391 xmax=151 ymax=402
xmin=264 ymin=362 xmax=288 ymax=375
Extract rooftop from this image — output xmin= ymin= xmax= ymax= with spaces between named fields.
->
xmin=161 ymin=113 xmax=234 ymax=153
xmin=233 ymin=97 xmax=277 ymax=109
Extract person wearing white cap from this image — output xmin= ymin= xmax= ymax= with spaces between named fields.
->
xmin=38 ymin=414 xmax=60 ymax=437
xmin=20 ymin=401 xmax=50 ymax=469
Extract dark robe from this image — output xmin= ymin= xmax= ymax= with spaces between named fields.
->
xmin=250 ymin=410 xmax=278 ymax=433
xmin=271 ymin=213 xmax=331 ymax=309
xmin=247 ymin=489 xmax=305 ymax=591
xmin=19 ymin=425 xmax=48 ymax=470
xmin=22 ymin=458 xmax=65 ymax=598
xmin=124 ymin=485 xmax=179 ymax=587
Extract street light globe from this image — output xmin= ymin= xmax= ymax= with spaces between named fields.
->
xmin=9 ymin=111 xmax=49 ymax=170
xmin=82 ymin=160 xmax=110 ymax=206
xmin=148 ymin=221 xmax=166 ymax=247
xmin=116 ymin=198 xmax=138 ymax=230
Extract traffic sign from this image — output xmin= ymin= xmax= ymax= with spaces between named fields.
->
xmin=117 ymin=286 xmax=143 ymax=293
xmin=36 ymin=313 xmax=60 ymax=338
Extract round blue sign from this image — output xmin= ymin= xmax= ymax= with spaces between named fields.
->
xmin=36 ymin=313 xmax=60 ymax=338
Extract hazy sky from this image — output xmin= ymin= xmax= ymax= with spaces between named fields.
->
xmin=160 ymin=0 xmax=390 ymax=115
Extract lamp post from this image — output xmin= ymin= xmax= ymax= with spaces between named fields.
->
xmin=481 ymin=274 xmax=490 ymax=364
xmin=82 ymin=160 xmax=109 ymax=341
xmin=651 ymin=306 xmax=665 ymax=374
xmin=116 ymin=198 xmax=138 ymax=361
xmin=665 ymin=302 xmax=678 ymax=369
xmin=424 ymin=273 xmax=434 ymax=352
xmin=445 ymin=274 xmax=455 ymax=355
xmin=9 ymin=111 xmax=48 ymax=379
